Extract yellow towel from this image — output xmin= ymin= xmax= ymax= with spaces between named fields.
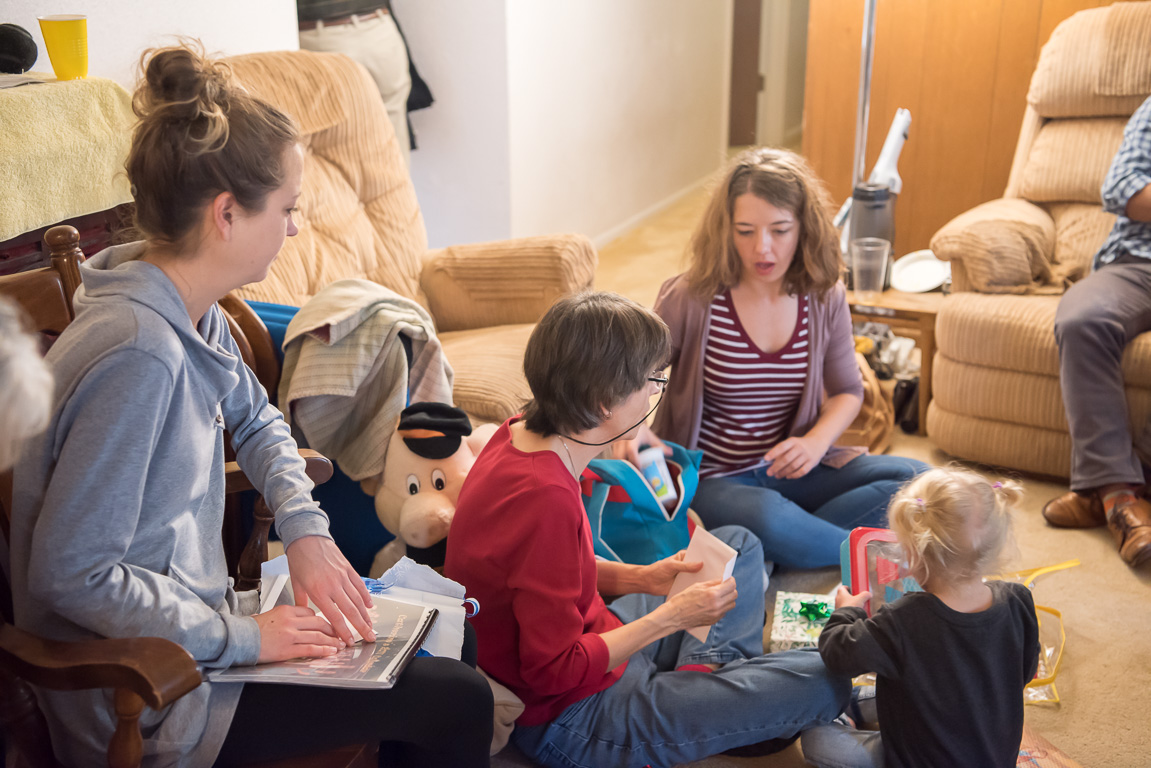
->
xmin=0 ymin=73 xmax=134 ymax=241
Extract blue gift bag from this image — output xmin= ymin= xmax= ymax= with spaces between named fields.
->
xmin=580 ymin=441 xmax=702 ymax=565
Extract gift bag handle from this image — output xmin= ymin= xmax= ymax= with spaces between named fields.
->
xmin=581 ymin=480 xmax=624 ymax=562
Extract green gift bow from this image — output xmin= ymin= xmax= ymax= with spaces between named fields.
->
xmin=798 ymin=600 xmax=832 ymax=622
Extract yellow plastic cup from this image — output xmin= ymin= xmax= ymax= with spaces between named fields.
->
xmin=38 ymin=15 xmax=88 ymax=80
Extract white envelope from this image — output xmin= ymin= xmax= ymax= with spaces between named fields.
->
xmin=666 ymin=527 xmax=737 ymax=642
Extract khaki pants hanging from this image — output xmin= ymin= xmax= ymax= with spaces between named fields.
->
xmin=299 ymin=9 xmax=412 ymax=166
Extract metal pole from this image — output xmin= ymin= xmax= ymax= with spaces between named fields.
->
xmin=852 ymin=0 xmax=878 ymax=189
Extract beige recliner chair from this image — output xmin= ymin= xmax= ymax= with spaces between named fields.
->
xmin=224 ymin=51 xmax=597 ymax=423
xmin=927 ymin=2 xmax=1151 ymax=478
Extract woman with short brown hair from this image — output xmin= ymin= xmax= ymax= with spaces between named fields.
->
xmin=446 ymin=290 xmax=848 ymax=768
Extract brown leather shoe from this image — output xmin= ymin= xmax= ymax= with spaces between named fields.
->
xmin=1107 ymin=496 xmax=1151 ymax=568
xmin=1042 ymin=490 xmax=1105 ymax=529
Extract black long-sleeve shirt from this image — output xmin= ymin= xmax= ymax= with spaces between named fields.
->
xmin=819 ymin=580 xmax=1040 ymax=768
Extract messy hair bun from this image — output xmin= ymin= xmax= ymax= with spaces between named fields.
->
xmin=126 ymin=41 xmax=299 ymax=248
xmin=133 ymin=45 xmax=232 ymax=155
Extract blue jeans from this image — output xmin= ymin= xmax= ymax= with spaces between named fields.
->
xmin=512 ymin=526 xmax=849 ymax=768
xmin=801 ymin=723 xmax=885 ymax=768
xmin=692 ymin=455 xmax=929 ymax=569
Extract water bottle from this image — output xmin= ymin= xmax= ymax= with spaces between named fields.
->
xmin=849 ymin=183 xmax=897 ymax=289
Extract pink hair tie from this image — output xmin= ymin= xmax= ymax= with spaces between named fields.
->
xmin=993 ymin=482 xmax=1003 ymax=489
xmin=915 ymin=497 xmax=925 ymax=507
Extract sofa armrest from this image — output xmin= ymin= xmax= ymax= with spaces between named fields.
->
xmin=420 ymin=234 xmax=597 ymax=332
xmin=930 ymin=198 xmax=1057 ymax=294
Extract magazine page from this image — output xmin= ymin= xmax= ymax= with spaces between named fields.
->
xmin=366 ymin=557 xmax=468 ymax=660
xmin=210 ymin=594 xmax=437 ymax=689
xmin=246 ymin=555 xmax=466 ymax=663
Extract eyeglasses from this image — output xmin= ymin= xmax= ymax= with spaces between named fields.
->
xmin=562 ymin=373 xmax=669 ymax=447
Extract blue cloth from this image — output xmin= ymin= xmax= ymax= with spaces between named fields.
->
xmin=244 ymin=301 xmax=298 ymax=376
xmin=511 ymin=526 xmax=849 ymax=768
xmin=1095 ymin=95 xmax=1151 ymax=269
xmin=691 ymin=455 xmax=929 ymax=569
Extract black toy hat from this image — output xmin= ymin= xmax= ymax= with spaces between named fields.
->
xmin=397 ymin=402 xmax=472 ymax=460
xmin=0 ymin=24 xmax=37 ymax=74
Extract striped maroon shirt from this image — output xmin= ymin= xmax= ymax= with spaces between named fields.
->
xmin=697 ymin=290 xmax=810 ymax=478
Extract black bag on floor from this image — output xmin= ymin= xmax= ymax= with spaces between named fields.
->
xmin=893 ymin=378 xmax=919 ymax=434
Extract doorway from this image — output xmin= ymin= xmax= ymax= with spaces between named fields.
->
xmin=728 ymin=0 xmax=809 ymax=151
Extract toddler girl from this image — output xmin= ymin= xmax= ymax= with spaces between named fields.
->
xmin=801 ymin=467 xmax=1040 ymax=768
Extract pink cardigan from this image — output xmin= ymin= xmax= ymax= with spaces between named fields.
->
xmin=651 ymin=274 xmax=866 ymax=469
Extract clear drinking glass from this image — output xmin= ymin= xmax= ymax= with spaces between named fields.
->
xmin=850 ymin=237 xmax=891 ymax=301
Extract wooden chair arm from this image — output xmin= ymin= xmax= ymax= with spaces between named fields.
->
xmin=0 ymin=623 xmax=200 ymax=711
xmin=226 ymin=450 xmax=334 ymax=593
xmin=224 ymin=449 xmax=334 ymax=495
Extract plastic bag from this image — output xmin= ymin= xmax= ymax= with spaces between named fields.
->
xmin=994 ymin=559 xmax=1079 ymax=705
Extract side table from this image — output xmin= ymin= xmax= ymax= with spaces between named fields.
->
xmin=846 ymin=289 xmax=945 ymax=436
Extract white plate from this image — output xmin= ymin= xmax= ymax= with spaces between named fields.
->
xmin=891 ymin=249 xmax=950 ymax=293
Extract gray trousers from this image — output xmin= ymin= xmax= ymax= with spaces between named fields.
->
xmin=1054 ymin=254 xmax=1151 ymax=490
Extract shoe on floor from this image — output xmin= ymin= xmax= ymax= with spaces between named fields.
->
xmin=1042 ymin=490 xmax=1105 ymax=529
xmin=1105 ymin=495 xmax=1151 ymax=568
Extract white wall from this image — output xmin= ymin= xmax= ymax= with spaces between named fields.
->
xmin=395 ymin=0 xmax=732 ymax=249
xmin=393 ymin=0 xmax=513 ymax=250
xmin=7 ymin=0 xmax=298 ymax=87
xmin=506 ymin=1 xmax=731 ymax=245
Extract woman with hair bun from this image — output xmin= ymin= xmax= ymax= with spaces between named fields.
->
xmin=617 ymin=147 xmax=928 ymax=570
xmin=9 ymin=43 xmax=491 ymax=767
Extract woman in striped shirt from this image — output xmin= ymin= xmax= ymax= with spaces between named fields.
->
xmin=617 ymin=148 xmax=928 ymax=569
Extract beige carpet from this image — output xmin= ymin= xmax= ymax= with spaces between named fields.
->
xmin=491 ymin=183 xmax=1150 ymax=768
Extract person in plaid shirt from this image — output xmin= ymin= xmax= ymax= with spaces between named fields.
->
xmin=1044 ymin=95 xmax=1151 ymax=568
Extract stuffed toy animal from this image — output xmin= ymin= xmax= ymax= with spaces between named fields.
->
xmin=361 ymin=402 xmax=497 ymax=577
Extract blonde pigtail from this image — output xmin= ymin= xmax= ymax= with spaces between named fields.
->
xmin=887 ymin=466 xmax=1021 ymax=585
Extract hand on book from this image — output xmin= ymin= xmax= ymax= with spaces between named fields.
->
xmin=285 ymin=535 xmax=375 ymax=646
xmin=662 ymin=577 xmax=737 ymax=631
xmin=254 ymin=604 xmax=345 ymax=663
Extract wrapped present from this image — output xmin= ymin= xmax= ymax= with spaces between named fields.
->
xmin=770 ymin=591 xmax=834 ymax=652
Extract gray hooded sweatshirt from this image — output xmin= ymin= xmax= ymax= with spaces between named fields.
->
xmin=10 ymin=242 xmax=332 ymax=767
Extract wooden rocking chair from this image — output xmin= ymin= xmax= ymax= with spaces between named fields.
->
xmin=0 ymin=226 xmax=374 ymax=768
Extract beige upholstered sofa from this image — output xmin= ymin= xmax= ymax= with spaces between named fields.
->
xmin=927 ymin=2 xmax=1151 ymax=479
xmin=224 ymin=51 xmax=596 ymax=423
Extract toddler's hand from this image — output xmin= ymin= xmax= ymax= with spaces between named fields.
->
xmin=835 ymin=585 xmax=871 ymax=611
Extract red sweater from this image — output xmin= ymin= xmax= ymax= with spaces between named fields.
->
xmin=444 ymin=419 xmax=625 ymax=726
